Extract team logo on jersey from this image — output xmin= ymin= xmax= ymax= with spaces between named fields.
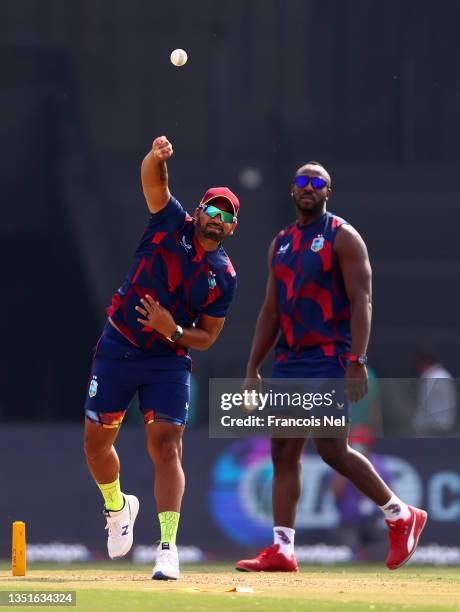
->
xmin=181 ymin=235 xmax=193 ymax=252
xmin=88 ymin=376 xmax=98 ymax=398
xmin=277 ymin=241 xmax=291 ymax=255
xmin=208 ymin=271 xmax=217 ymax=289
xmin=311 ymin=235 xmax=325 ymax=252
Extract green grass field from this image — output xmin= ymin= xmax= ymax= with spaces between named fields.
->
xmin=1 ymin=563 xmax=459 ymax=611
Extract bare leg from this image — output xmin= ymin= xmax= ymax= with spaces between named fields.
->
xmin=314 ymin=436 xmax=391 ymax=505
xmin=84 ymin=418 xmax=120 ymax=484
xmin=271 ymin=438 xmax=307 ymax=527
xmin=145 ymin=421 xmax=185 ymax=512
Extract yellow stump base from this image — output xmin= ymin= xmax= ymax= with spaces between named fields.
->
xmin=12 ymin=521 xmax=26 ymax=576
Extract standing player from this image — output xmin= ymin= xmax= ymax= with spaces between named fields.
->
xmin=236 ymin=162 xmax=426 ymax=572
xmin=83 ymin=136 xmax=239 ymax=580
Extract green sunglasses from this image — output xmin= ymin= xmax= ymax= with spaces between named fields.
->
xmin=200 ymin=204 xmax=236 ymax=224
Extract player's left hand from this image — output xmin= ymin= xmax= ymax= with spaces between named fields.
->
xmin=135 ymin=295 xmax=177 ymax=338
xmin=344 ymin=363 xmax=368 ymax=403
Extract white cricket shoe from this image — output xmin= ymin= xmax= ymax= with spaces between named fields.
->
xmin=152 ymin=542 xmax=180 ymax=580
xmin=104 ymin=494 xmax=139 ymax=559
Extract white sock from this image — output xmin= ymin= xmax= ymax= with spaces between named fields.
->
xmin=273 ymin=526 xmax=295 ymax=557
xmin=380 ymin=493 xmax=411 ymax=521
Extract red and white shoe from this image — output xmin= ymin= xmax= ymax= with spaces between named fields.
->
xmin=235 ymin=544 xmax=299 ymax=572
xmin=385 ymin=505 xmax=428 ymax=570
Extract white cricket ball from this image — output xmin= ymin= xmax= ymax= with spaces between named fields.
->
xmin=170 ymin=48 xmax=188 ymax=67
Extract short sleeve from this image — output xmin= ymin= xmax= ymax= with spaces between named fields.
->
xmin=148 ymin=196 xmax=187 ymax=232
xmin=202 ymin=277 xmax=237 ymax=318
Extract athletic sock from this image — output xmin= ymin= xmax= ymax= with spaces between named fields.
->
xmin=273 ymin=526 xmax=295 ymax=557
xmin=380 ymin=493 xmax=411 ymax=521
xmin=159 ymin=511 xmax=180 ymax=545
xmin=98 ymin=476 xmax=124 ymax=512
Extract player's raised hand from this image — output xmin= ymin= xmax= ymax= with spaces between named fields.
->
xmin=152 ymin=136 xmax=173 ymax=162
xmin=142 ymin=136 xmax=172 ymax=213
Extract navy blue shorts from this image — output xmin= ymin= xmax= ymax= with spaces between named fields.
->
xmin=84 ymin=323 xmax=191 ymax=428
xmin=272 ymin=353 xmax=351 ymax=424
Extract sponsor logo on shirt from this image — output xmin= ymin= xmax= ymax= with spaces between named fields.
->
xmin=277 ymin=241 xmax=291 ymax=255
xmin=181 ymin=236 xmax=193 ymax=252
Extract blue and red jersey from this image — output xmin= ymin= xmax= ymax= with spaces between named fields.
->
xmin=108 ymin=196 xmax=237 ymax=354
xmin=272 ymin=211 xmax=351 ymax=362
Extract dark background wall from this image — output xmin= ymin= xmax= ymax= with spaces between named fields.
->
xmin=1 ymin=427 xmax=459 ymax=560
xmin=1 ymin=0 xmax=459 ymax=421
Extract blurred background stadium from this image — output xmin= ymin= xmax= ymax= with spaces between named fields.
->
xmin=1 ymin=0 xmax=459 ymax=565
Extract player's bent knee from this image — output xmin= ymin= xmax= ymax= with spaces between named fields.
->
xmin=147 ymin=437 xmax=181 ymax=465
xmin=83 ymin=436 xmax=109 ymax=462
xmin=83 ymin=432 xmax=116 ymax=461
xmin=83 ymin=420 xmax=118 ymax=462
xmin=159 ymin=439 xmax=181 ymax=463
xmin=316 ymin=440 xmax=347 ymax=467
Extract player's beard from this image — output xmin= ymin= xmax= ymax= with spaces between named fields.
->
xmin=294 ymin=195 xmax=327 ymax=218
xmin=199 ymin=221 xmax=225 ymax=242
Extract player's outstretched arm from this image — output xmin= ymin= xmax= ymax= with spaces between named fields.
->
xmin=141 ymin=136 xmax=173 ymax=213
xmin=245 ymin=239 xmax=280 ymax=379
xmin=335 ymin=224 xmax=372 ymax=401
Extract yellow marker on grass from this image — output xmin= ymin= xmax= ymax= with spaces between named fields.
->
xmin=12 ymin=521 xmax=26 ymax=576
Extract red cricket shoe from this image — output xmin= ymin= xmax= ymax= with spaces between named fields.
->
xmin=385 ymin=505 xmax=428 ymax=570
xmin=235 ymin=544 xmax=299 ymax=572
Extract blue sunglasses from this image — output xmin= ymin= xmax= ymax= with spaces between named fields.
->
xmin=295 ymin=175 xmax=328 ymax=190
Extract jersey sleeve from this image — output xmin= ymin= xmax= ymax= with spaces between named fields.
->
xmin=147 ymin=195 xmax=187 ymax=232
xmin=202 ymin=275 xmax=237 ymax=318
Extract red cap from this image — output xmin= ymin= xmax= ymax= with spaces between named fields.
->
xmin=200 ymin=187 xmax=240 ymax=217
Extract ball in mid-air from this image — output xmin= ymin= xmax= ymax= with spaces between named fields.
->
xmin=170 ymin=49 xmax=188 ymax=67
